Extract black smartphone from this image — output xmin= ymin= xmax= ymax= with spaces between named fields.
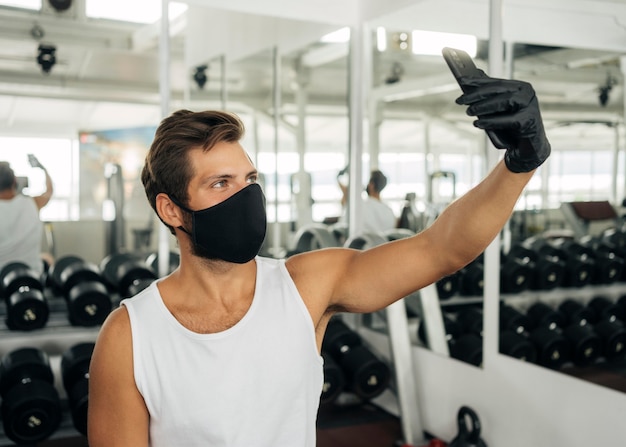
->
xmin=442 ymin=47 xmax=507 ymax=149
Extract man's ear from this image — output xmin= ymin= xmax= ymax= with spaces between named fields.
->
xmin=156 ymin=193 xmax=185 ymax=228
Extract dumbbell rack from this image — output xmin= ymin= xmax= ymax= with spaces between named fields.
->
xmin=0 ymin=290 xmax=114 ymax=445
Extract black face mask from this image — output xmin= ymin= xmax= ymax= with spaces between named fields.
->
xmin=172 ymin=183 xmax=267 ymax=264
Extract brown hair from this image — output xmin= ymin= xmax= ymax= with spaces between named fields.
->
xmin=141 ymin=110 xmax=245 ymax=234
xmin=0 ymin=162 xmax=15 ymax=192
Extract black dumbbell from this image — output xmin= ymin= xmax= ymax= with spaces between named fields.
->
xmin=418 ymin=313 xmax=462 ymax=347
xmin=549 ymin=238 xmax=595 ymax=288
xmin=436 ymin=271 xmax=461 ymax=300
xmin=455 ymin=307 xmax=483 ymax=336
xmin=61 ymin=342 xmax=95 ymax=436
xmin=0 ymin=347 xmax=62 ymax=445
xmin=322 ymin=318 xmax=390 ymax=401
xmin=508 ymin=241 xmax=564 ymax=290
xmin=561 ymin=323 xmax=602 ymax=367
xmin=593 ymin=319 xmax=626 ymax=363
xmin=558 ymin=299 xmax=595 ymax=327
xmin=449 ymin=333 xmax=483 ymax=367
xmin=499 ymin=330 xmax=537 ymax=363
xmin=578 ymin=236 xmax=625 ymax=284
xmin=527 ymin=326 xmax=571 ymax=369
xmin=51 ymin=256 xmax=112 ymax=327
xmin=500 ymin=253 xmax=533 ymax=294
xmin=0 ymin=262 xmax=49 ymax=331
xmin=101 ymin=253 xmax=157 ymax=298
xmin=459 ymin=259 xmax=484 ymax=296
xmin=320 ymin=352 xmax=345 ymax=405
xmin=500 ymin=303 xmax=532 ymax=335
xmin=587 ymin=296 xmax=622 ymax=324
xmin=526 ymin=301 xmax=566 ymax=330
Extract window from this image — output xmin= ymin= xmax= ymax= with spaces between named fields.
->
xmin=86 ymin=0 xmax=187 ymax=23
xmin=0 ymin=137 xmax=78 ymax=221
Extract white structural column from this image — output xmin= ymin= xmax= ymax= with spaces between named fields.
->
xmin=483 ymin=0 xmax=504 ymax=365
xmin=157 ymin=0 xmax=171 ymax=278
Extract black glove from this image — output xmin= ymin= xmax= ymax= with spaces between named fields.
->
xmin=455 ymin=75 xmax=551 ymax=173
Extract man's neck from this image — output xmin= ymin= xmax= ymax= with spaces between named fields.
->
xmin=0 ymin=189 xmax=16 ymax=200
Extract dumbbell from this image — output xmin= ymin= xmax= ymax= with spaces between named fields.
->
xmin=322 ymin=318 xmax=390 ymax=400
xmin=508 ymin=241 xmax=564 ymax=290
xmin=500 ymin=303 xmax=531 ymax=335
xmin=145 ymin=251 xmax=180 ymax=277
xmin=0 ymin=347 xmax=62 ymax=445
xmin=455 ymin=307 xmax=483 ymax=336
xmin=61 ymin=342 xmax=94 ymax=436
xmin=49 ymin=255 xmax=112 ymax=327
xmin=586 ymin=296 xmax=622 ymax=324
xmin=548 ymin=238 xmax=595 ymax=288
xmin=593 ymin=319 xmax=626 ymax=363
xmin=458 ymin=259 xmax=483 ymax=296
xmin=417 ymin=312 xmax=462 ymax=347
xmin=525 ymin=302 xmax=571 ymax=369
xmin=0 ymin=262 xmax=49 ymax=330
xmin=449 ymin=333 xmax=483 ymax=367
xmin=499 ymin=330 xmax=537 ymax=363
xmin=100 ymin=253 xmax=157 ymax=298
xmin=320 ymin=352 xmax=345 ymax=405
xmin=436 ymin=271 xmax=461 ymax=300
xmin=500 ymin=253 xmax=533 ymax=294
xmin=557 ymin=299 xmax=602 ymax=366
xmin=577 ymin=236 xmax=625 ymax=284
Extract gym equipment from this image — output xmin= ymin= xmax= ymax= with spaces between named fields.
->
xmin=320 ymin=352 xmax=345 ymax=405
xmin=558 ymin=299 xmax=595 ymax=327
xmin=322 ymin=318 xmax=390 ymax=400
xmin=586 ymin=296 xmax=622 ymax=324
xmin=290 ymin=224 xmax=339 ymax=255
xmin=508 ymin=241 xmax=564 ymax=290
xmin=418 ymin=313 xmax=462 ymax=346
xmin=527 ymin=326 xmax=571 ymax=369
xmin=459 ymin=259 xmax=484 ymax=297
xmin=436 ymin=271 xmax=461 ymax=300
xmin=593 ymin=319 xmax=626 ymax=362
xmin=533 ymin=237 xmax=594 ymax=288
xmin=0 ymin=347 xmax=62 ymax=445
xmin=561 ymin=323 xmax=601 ymax=366
xmin=455 ymin=307 xmax=483 ymax=336
xmin=499 ymin=304 xmax=531 ymax=335
xmin=145 ymin=251 xmax=180 ymax=277
xmin=49 ymin=255 xmax=112 ymax=327
xmin=526 ymin=301 xmax=566 ymax=330
xmin=61 ymin=342 xmax=94 ymax=436
xmin=577 ymin=236 xmax=624 ymax=284
xmin=448 ymin=405 xmax=488 ymax=447
xmin=449 ymin=333 xmax=483 ymax=367
xmin=100 ymin=252 xmax=157 ymax=298
xmin=0 ymin=262 xmax=49 ymax=331
xmin=499 ymin=253 xmax=533 ymax=294
xmin=499 ymin=330 xmax=537 ymax=363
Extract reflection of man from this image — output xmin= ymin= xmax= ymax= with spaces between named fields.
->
xmin=339 ymin=169 xmax=397 ymax=233
xmin=0 ymin=156 xmax=54 ymax=274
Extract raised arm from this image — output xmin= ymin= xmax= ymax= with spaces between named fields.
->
xmin=289 ymin=74 xmax=550 ymax=320
xmin=28 ymin=155 xmax=53 ymax=210
xmin=88 ymin=307 xmax=150 ymax=447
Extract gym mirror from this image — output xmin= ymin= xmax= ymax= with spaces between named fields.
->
xmin=494 ymin=43 xmax=626 ymax=394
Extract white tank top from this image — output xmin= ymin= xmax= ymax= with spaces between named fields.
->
xmin=0 ymin=194 xmax=43 ymax=274
xmin=122 ymin=256 xmax=324 ymax=447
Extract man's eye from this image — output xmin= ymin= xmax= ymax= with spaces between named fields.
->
xmin=247 ymin=176 xmax=258 ymax=184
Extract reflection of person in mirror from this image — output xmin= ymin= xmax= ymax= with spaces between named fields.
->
xmin=0 ymin=155 xmax=54 ymax=275
xmin=338 ymin=168 xmax=397 ymax=233
xmin=88 ymin=71 xmax=551 ymax=447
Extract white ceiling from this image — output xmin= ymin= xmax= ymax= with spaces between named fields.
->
xmin=0 ymin=0 xmax=624 ymax=154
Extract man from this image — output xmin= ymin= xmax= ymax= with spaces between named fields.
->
xmin=338 ymin=169 xmax=397 ymax=233
xmin=88 ymin=73 xmax=550 ymax=446
xmin=0 ymin=156 xmax=53 ymax=275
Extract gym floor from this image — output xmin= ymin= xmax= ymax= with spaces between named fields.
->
xmin=24 ymin=403 xmax=403 ymax=447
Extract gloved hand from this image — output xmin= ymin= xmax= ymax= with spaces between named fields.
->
xmin=455 ymin=75 xmax=551 ymax=173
